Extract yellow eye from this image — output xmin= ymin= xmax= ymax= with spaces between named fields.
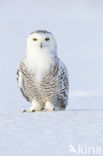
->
xmin=45 ymin=38 xmax=50 ymax=41
xmin=33 ymin=38 xmax=38 ymax=41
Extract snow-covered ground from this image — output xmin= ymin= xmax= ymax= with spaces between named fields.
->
xmin=1 ymin=108 xmax=103 ymax=156
xmin=0 ymin=0 xmax=103 ymax=156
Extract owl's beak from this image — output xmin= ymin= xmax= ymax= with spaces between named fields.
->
xmin=40 ymin=43 xmax=43 ymax=48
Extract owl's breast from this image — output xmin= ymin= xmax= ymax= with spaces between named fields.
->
xmin=25 ymin=53 xmax=56 ymax=82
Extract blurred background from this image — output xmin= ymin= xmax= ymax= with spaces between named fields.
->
xmin=0 ymin=0 xmax=103 ymax=112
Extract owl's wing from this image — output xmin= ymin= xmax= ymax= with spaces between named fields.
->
xmin=17 ymin=61 xmax=29 ymax=101
xmin=58 ymin=59 xmax=69 ymax=106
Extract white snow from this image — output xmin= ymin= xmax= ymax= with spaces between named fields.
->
xmin=0 ymin=0 xmax=103 ymax=156
xmin=0 ymin=102 xmax=103 ymax=156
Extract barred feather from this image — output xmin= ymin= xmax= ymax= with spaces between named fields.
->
xmin=17 ymin=57 xmax=69 ymax=108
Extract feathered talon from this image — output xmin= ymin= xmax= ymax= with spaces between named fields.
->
xmin=23 ymin=110 xmax=26 ymax=113
xmin=32 ymin=109 xmax=35 ymax=112
xmin=23 ymin=109 xmax=35 ymax=112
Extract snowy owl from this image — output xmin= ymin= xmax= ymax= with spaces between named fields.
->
xmin=17 ymin=30 xmax=69 ymax=112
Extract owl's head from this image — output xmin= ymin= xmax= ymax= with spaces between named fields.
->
xmin=26 ymin=30 xmax=57 ymax=55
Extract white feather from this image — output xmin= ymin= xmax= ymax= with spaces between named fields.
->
xmin=25 ymin=32 xmax=57 ymax=82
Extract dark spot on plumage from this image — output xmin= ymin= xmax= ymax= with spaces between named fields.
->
xmin=61 ymin=105 xmax=66 ymax=109
xmin=32 ymin=109 xmax=35 ymax=112
xmin=41 ymin=108 xmax=45 ymax=111
xmin=30 ymin=30 xmax=51 ymax=35
xmin=17 ymin=70 xmax=19 ymax=76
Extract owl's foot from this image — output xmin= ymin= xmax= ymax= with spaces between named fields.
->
xmin=23 ymin=108 xmax=44 ymax=113
xmin=23 ymin=99 xmax=45 ymax=113
xmin=23 ymin=109 xmax=35 ymax=113
xmin=45 ymin=101 xmax=56 ymax=111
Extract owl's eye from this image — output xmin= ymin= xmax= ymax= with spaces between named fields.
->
xmin=33 ymin=38 xmax=38 ymax=41
xmin=45 ymin=38 xmax=50 ymax=41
